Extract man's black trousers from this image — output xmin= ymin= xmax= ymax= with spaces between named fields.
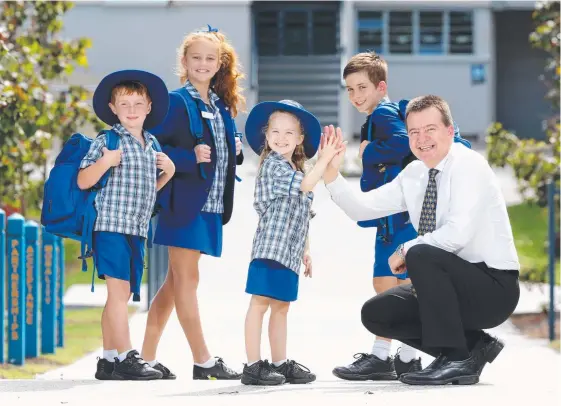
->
xmin=361 ymin=244 xmax=520 ymax=357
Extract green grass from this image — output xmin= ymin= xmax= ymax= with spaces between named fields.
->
xmin=508 ymin=203 xmax=560 ymax=284
xmin=0 ymin=306 xmax=137 ymax=379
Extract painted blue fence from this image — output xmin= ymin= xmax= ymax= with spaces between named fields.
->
xmin=0 ymin=212 xmax=65 ymax=365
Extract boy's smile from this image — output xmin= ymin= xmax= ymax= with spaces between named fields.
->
xmin=345 ymin=71 xmax=386 ymax=115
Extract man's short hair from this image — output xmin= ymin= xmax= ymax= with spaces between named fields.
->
xmin=343 ymin=52 xmax=388 ymax=86
xmin=405 ymin=95 xmax=453 ymax=127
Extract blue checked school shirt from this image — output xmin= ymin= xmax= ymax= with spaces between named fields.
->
xmin=251 ymin=151 xmax=314 ymax=275
xmin=184 ymin=81 xmax=228 ymax=214
xmin=79 ymin=124 xmax=158 ymax=238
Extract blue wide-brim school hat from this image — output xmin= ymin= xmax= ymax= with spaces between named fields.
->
xmin=93 ymin=69 xmax=169 ymax=130
xmin=245 ymin=100 xmax=321 ymax=158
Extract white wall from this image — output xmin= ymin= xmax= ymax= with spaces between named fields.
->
xmin=60 ymin=2 xmax=253 ymax=127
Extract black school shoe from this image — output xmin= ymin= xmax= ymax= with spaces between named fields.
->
xmin=112 ymin=350 xmax=163 ymax=380
xmin=394 ymin=355 xmax=422 ymax=378
xmin=192 ymin=357 xmax=242 ymax=380
xmin=272 ymin=360 xmax=316 ymax=384
xmin=241 ymin=360 xmax=286 ymax=386
xmin=332 ymin=353 xmax=397 ymax=381
xmin=95 ymin=357 xmax=115 ymax=380
xmin=153 ymin=362 xmax=177 ymax=380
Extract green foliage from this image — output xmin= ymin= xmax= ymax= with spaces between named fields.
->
xmin=0 ymin=1 xmax=103 ymax=214
xmin=487 ymin=1 xmax=560 ymax=283
xmin=487 ymin=1 xmax=560 ymax=207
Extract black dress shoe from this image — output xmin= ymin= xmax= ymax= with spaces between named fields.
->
xmin=473 ymin=333 xmax=504 ymax=364
xmin=394 ymin=355 xmax=422 ymax=378
xmin=420 ymin=354 xmax=448 ymax=372
xmin=399 ymin=355 xmax=480 ymax=386
xmin=193 ymin=357 xmax=241 ymax=380
xmin=332 ymin=353 xmax=397 ymax=381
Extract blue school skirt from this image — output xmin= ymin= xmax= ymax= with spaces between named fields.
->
xmin=154 ymin=211 xmax=223 ymax=257
xmin=245 ymin=259 xmax=299 ymax=302
xmin=373 ymin=222 xmax=417 ymax=280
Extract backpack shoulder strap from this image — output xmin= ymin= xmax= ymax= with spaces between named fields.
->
xmin=217 ymin=99 xmax=242 ymax=140
xmin=95 ymin=129 xmax=120 ymax=189
xmin=397 ymin=99 xmax=410 ymax=121
xmin=171 ymin=87 xmax=207 ymax=179
xmin=151 ymin=136 xmax=162 ymax=152
xmin=172 ymin=87 xmax=204 ymax=143
xmin=97 ymin=129 xmax=120 ymax=150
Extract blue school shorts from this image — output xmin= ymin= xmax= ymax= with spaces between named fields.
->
xmin=93 ymin=231 xmax=145 ymax=302
xmin=373 ymin=223 xmax=417 ymax=280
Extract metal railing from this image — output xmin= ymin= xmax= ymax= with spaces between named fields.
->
xmin=547 ymin=180 xmax=559 ymax=342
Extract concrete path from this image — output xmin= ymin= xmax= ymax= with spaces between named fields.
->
xmin=1 ymin=155 xmax=558 ymax=405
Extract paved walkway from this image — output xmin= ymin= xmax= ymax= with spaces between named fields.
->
xmin=1 ymin=156 xmax=559 ymax=405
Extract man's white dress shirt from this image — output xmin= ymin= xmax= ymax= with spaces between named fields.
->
xmin=326 ymin=143 xmax=520 ymax=271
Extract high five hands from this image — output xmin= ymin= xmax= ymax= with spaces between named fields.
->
xmin=318 ymin=125 xmax=347 ymax=166
xmin=319 ymin=125 xmax=347 ymax=183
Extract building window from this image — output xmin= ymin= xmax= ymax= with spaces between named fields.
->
xmin=283 ymin=11 xmax=309 ymax=55
xmin=357 ymin=11 xmax=383 ymax=53
xmin=356 ymin=9 xmax=474 ymax=55
xmin=389 ymin=11 xmax=413 ymax=54
xmin=313 ymin=10 xmax=338 ymax=54
xmin=256 ymin=11 xmax=279 ymax=56
xmin=449 ymin=11 xmax=473 ymax=54
xmin=419 ymin=11 xmax=443 ymax=54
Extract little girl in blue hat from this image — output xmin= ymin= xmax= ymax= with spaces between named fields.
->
xmin=241 ymin=100 xmax=345 ymax=386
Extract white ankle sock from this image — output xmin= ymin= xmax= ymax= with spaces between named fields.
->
xmin=273 ymin=359 xmax=286 ymax=367
xmin=398 ymin=345 xmax=417 ymax=363
xmin=145 ymin=360 xmax=158 ymax=367
xmin=117 ymin=349 xmax=135 ymax=362
xmin=247 ymin=360 xmax=260 ymax=366
xmin=103 ymin=349 xmax=118 ymax=362
xmin=371 ymin=340 xmax=391 ymax=360
xmin=194 ymin=357 xmax=216 ymax=369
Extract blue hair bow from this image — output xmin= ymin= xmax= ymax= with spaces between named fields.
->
xmin=207 ymin=24 xmax=218 ymax=33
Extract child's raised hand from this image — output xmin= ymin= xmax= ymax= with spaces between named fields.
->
xmin=195 ymin=144 xmax=212 ymax=163
xmin=318 ymin=127 xmax=340 ymax=160
xmin=101 ymin=147 xmax=122 ymax=167
xmin=303 ymin=254 xmax=312 ymax=278
xmin=319 ymin=125 xmax=346 ymax=163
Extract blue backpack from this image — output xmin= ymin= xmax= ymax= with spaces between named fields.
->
xmin=41 ymin=129 xmax=162 ymax=276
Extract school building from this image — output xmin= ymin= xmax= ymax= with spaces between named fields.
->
xmin=60 ymin=0 xmax=549 ymax=142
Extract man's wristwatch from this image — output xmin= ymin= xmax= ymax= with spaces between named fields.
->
xmin=395 ymin=244 xmax=405 ymax=261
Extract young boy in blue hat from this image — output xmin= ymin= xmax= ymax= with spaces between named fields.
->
xmin=241 ymin=100 xmax=345 ymax=386
xmin=77 ymin=69 xmax=175 ymax=380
